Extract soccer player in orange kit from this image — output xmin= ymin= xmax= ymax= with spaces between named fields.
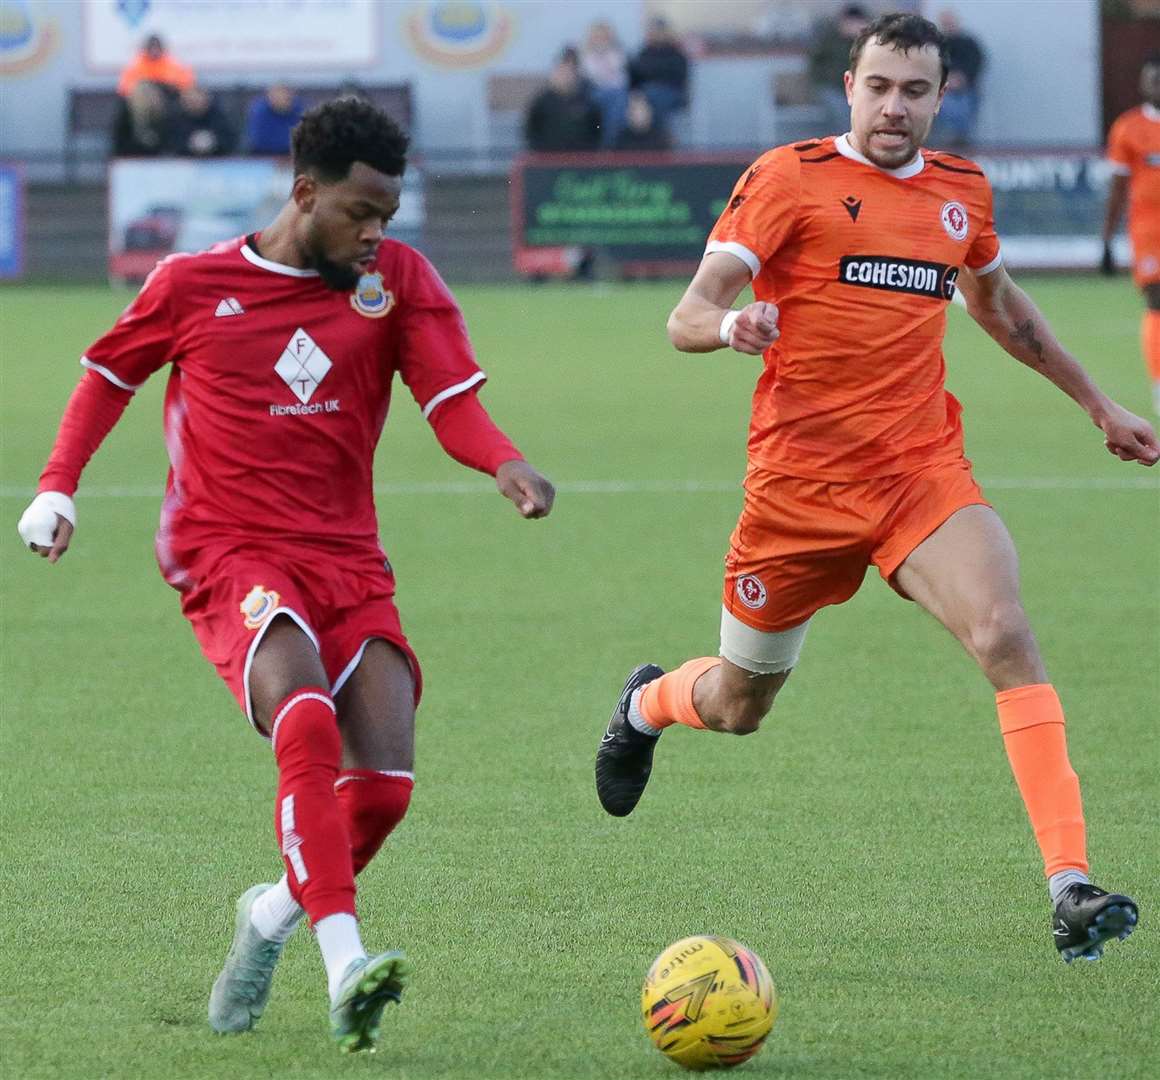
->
xmin=1103 ymin=54 xmax=1160 ymax=415
xmin=596 ymin=14 xmax=1157 ymax=963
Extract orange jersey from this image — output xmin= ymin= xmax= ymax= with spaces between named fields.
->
xmin=1106 ymin=105 xmax=1160 ymax=237
xmin=706 ymin=134 xmax=1001 ymax=481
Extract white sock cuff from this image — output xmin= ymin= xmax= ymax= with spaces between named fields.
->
xmin=249 ymin=878 xmax=304 ymax=943
xmin=626 ymin=687 xmax=662 ymax=736
xmin=1048 ymin=869 xmax=1090 ymax=904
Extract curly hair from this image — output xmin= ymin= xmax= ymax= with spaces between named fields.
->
xmin=291 ymin=97 xmax=410 ymax=182
xmin=849 ymin=13 xmax=949 ymax=88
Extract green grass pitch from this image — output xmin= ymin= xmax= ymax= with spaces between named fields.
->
xmin=1 ymin=276 xmax=1157 ymax=1079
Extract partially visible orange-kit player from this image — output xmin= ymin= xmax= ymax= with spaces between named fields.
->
xmin=1104 ymin=53 xmax=1160 ymax=415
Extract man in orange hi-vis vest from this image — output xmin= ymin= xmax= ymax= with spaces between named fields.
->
xmin=1104 ymin=54 xmax=1160 ymax=415
xmin=596 ymin=13 xmax=1157 ymax=965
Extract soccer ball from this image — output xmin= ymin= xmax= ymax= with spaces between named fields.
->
xmin=641 ymin=935 xmax=777 ymax=1071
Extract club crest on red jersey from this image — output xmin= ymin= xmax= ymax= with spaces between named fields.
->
xmin=240 ymin=585 xmax=281 ymax=630
xmin=940 ymin=201 xmax=969 ymax=242
xmin=736 ymin=574 xmax=767 ymax=610
xmin=350 ymin=272 xmax=395 ymax=319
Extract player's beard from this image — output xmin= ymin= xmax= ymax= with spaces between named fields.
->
xmin=311 ymin=252 xmax=362 ymax=292
xmin=303 ymin=227 xmax=362 ymax=291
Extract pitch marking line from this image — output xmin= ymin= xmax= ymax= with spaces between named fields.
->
xmin=1 ymin=477 xmax=1157 ymax=499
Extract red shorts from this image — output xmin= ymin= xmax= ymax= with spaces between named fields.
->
xmin=723 ymin=458 xmax=989 ymax=632
xmin=172 ymin=543 xmax=422 ymax=734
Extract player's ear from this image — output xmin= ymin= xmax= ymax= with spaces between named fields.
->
xmin=843 ymin=70 xmax=854 ymax=105
xmin=291 ymin=174 xmax=319 ymax=213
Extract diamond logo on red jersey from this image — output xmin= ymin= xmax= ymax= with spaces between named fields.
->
xmin=275 ymin=328 xmax=332 ymax=404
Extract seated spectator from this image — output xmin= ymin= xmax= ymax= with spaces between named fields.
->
xmin=111 ymin=80 xmax=177 ymax=157
xmin=808 ymin=3 xmax=870 ymax=134
xmin=934 ymin=9 xmax=986 ymax=148
xmin=246 ymin=83 xmax=304 ymax=155
xmin=524 ymin=49 xmax=601 ymax=152
xmin=117 ymin=34 xmax=194 ymax=97
xmin=613 ymin=92 xmax=671 ymax=152
xmin=580 ymin=20 xmax=630 ymax=148
xmin=630 ymin=17 xmax=689 ymax=128
xmin=172 ymin=86 xmax=236 ymax=157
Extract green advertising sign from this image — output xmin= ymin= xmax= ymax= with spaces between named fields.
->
xmin=514 ymin=155 xmax=753 ymax=263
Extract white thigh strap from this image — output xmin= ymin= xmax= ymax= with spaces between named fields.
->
xmin=719 ymin=605 xmax=809 ymax=675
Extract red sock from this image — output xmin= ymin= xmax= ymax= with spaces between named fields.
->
xmin=996 ymin=683 xmax=1088 ymax=878
xmin=335 ymin=770 xmax=414 ymax=874
xmin=271 ymin=689 xmax=355 ymax=925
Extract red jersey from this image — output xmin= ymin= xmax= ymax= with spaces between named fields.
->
xmin=706 ymin=134 xmax=1001 ymax=481
xmin=80 ymin=236 xmax=485 ymax=582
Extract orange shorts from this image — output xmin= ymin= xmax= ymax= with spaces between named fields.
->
xmin=722 ymin=458 xmax=989 ymax=632
xmin=1131 ymin=229 xmax=1160 ymax=286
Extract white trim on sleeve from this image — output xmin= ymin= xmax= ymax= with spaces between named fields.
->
xmin=420 ymin=370 xmax=487 ymax=419
xmin=80 ymin=356 xmax=145 ymax=392
xmin=1105 ymin=161 xmax=1131 ymax=176
xmin=704 ymin=240 xmax=761 ymax=278
xmin=972 ymin=250 xmax=1004 ymax=276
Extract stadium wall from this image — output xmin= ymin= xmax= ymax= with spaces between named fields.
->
xmin=1 ymin=0 xmax=1105 ymax=161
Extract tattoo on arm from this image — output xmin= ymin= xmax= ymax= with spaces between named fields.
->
xmin=1011 ymin=318 xmax=1046 ymax=366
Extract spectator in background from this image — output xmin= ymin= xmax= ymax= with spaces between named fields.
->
xmin=808 ymin=3 xmax=870 ymax=135
xmin=111 ymin=80 xmax=177 ymax=157
xmin=934 ymin=9 xmax=985 ymax=148
xmin=580 ymin=21 xmax=630 ymax=148
xmin=612 ymin=91 xmax=671 ymax=152
xmin=630 ymin=17 xmax=689 ymax=130
xmin=117 ymin=34 xmax=194 ymax=97
xmin=172 ymin=85 xmax=236 ymax=157
xmin=246 ymin=83 xmax=304 ymax=156
xmin=524 ymin=48 xmax=601 ymax=152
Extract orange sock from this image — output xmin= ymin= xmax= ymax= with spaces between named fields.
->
xmin=638 ymin=657 xmax=720 ymax=730
xmin=1143 ymin=311 xmax=1160 ymax=381
xmin=996 ymin=683 xmax=1088 ymax=878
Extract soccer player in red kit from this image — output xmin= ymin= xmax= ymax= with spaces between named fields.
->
xmin=17 ymin=99 xmax=555 ymax=1052
xmin=595 ymin=14 xmax=1156 ymax=964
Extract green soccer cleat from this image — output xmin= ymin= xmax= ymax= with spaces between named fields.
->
xmin=329 ymin=950 xmax=412 ymax=1054
xmin=208 ymin=884 xmax=287 ymax=1033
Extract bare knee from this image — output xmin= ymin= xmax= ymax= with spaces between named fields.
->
xmin=716 ymin=684 xmax=780 ymax=735
xmin=967 ymin=601 xmax=1043 ymax=682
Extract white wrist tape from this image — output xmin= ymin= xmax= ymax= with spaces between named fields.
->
xmin=18 ymin=491 xmax=76 ymax=549
xmin=719 ymin=310 xmax=740 ymax=346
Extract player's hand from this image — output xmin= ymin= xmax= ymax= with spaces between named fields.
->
xmin=496 ymin=459 xmax=555 ymax=518
xmin=727 ymin=301 xmax=779 ymax=355
xmin=17 ymin=492 xmax=76 ymax=563
xmin=1095 ymin=403 xmax=1160 ymax=465
xmin=1099 ymin=242 xmax=1116 ymax=277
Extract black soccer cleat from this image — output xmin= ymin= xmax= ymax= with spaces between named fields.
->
xmin=1052 ymin=883 xmax=1138 ymax=963
xmin=595 ymin=664 xmax=665 ymax=817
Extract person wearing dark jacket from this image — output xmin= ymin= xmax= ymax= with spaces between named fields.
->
xmin=612 ymin=92 xmax=672 ymax=152
xmin=172 ymin=86 xmax=236 ymax=157
xmin=111 ymin=80 xmax=177 ymax=157
xmin=934 ymin=9 xmax=986 ymax=147
xmin=524 ymin=50 xmax=601 ymax=152
xmin=630 ymin=17 xmax=689 ymax=127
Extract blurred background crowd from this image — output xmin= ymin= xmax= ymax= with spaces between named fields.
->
xmin=0 ymin=0 xmax=1156 ymax=284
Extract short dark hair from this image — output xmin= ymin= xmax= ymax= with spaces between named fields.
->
xmin=849 ymin=13 xmax=949 ymax=88
xmin=291 ymin=97 xmax=409 ymax=182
